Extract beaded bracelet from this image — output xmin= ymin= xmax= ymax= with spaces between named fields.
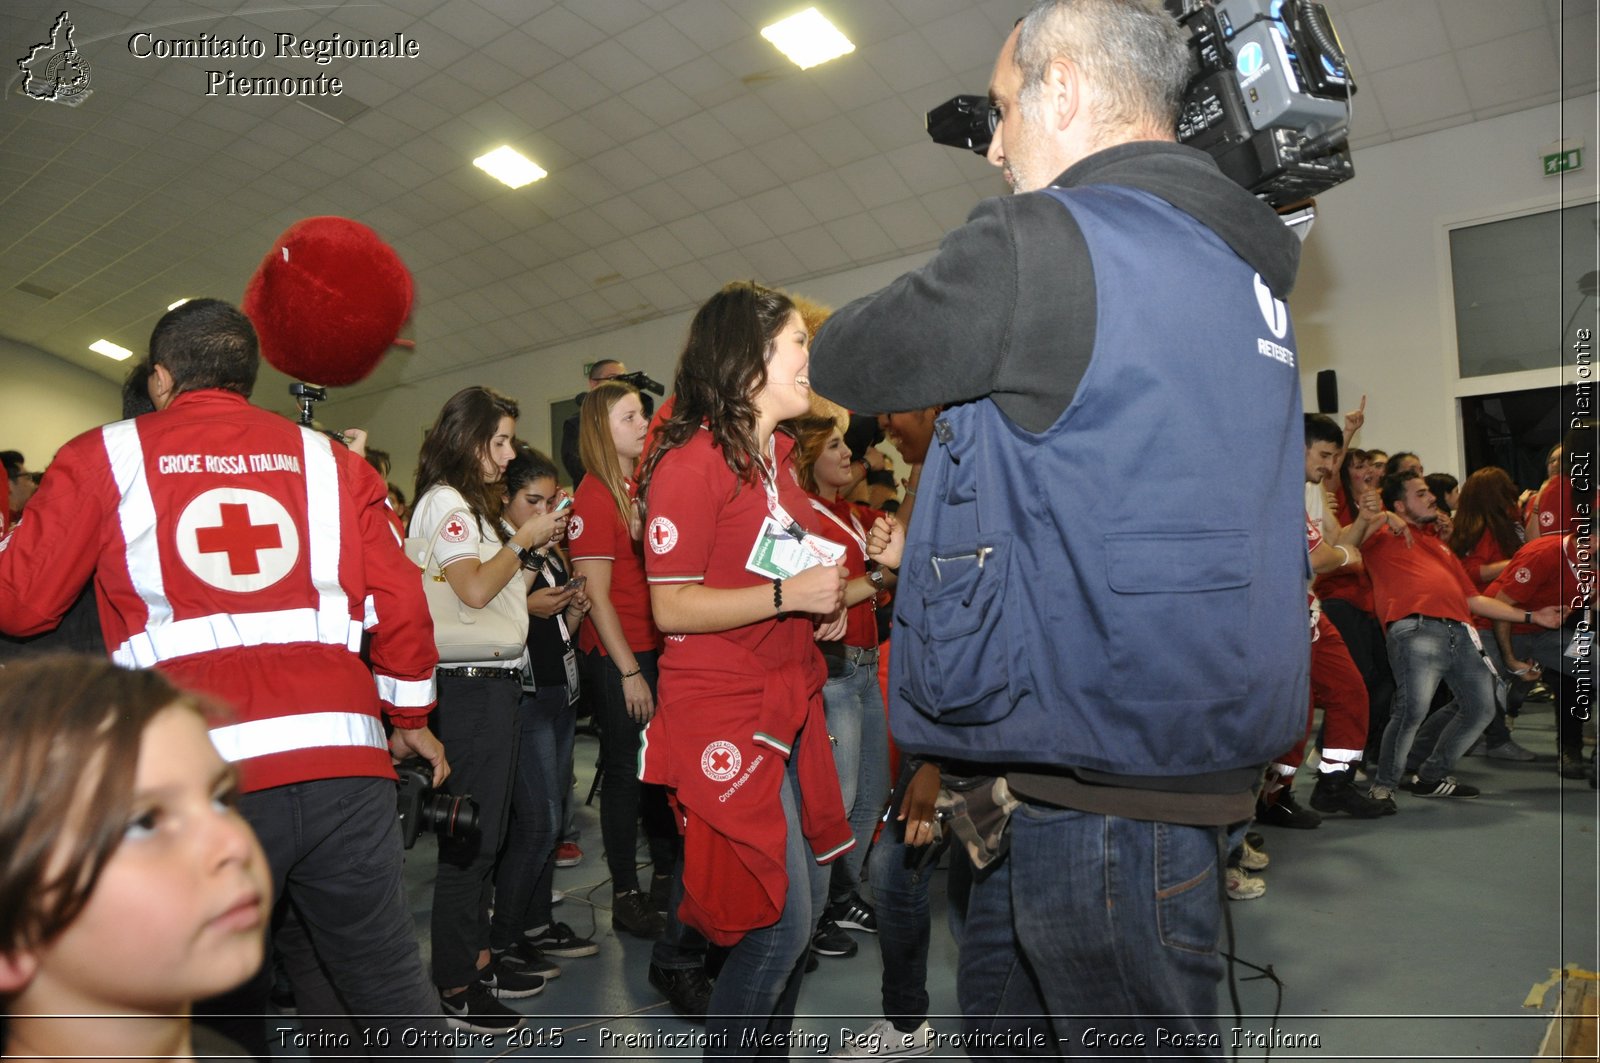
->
xmin=773 ymin=577 xmax=784 ymax=614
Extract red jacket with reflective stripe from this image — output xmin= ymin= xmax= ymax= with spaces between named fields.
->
xmin=0 ymin=390 xmax=438 ymax=791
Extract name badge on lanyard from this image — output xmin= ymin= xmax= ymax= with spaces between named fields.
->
xmin=745 ymin=465 xmax=844 ymax=579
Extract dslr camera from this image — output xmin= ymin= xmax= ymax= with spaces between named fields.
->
xmin=395 ymin=757 xmax=479 ymax=849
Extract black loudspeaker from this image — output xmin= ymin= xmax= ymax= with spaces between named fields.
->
xmin=1316 ymin=370 xmax=1338 ymax=414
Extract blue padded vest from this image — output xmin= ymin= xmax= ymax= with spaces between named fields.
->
xmin=888 ymin=185 xmax=1308 ymax=778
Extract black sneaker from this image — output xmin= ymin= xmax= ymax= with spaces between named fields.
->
xmin=811 ymin=918 xmax=858 ymax=958
xmin=480 ymin=960 xmax=546 ymax=999
xmin=1309 ymin=770 xmax=1391 ymax=818
xmin=527 ymin=921 xmax=599 ymax=958
xmin=1255 ymin=788 xmax=1322 ymax=829
xmin=831 ymin=894 xmax=878 ymax=934
xmin=440 ymin=981 xmax=526 ymax=1033
xmin=1403 ymin=775 xmax=1480 ymax=798
xmin=1559 ymin=752 xmax=1588 ymax=779
xmin=492 ymin=939 xmax=561 ymax=980
xmin=648 ymin=963 xmax=713 ymax=1023
xmin=612 ymin=890 xmax=666 ymax=939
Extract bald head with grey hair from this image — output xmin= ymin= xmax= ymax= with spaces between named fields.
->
xmin=1013 ymin=0 xmax=1192 ymax=142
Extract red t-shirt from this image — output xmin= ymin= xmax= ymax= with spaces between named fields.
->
xmin=1534 ymin=475 xmax=1589 ymax=537
xmin=644 ymin=430 xmax=838 ymax=667
xmin=568 ymin=473 xmax=660 ymax=655
xmin=1362 ymin=521 xmax=1478 ymax=627
xmin=1486 ymin=533 xmax=1584 ymax=633
xmin=1314 ymin=487 xmax=1374 ymax=613
xmin=1460 ymin=528 xmax=1513 ymax=595
xmin=808 ymin=493 xmax=879 ymax=649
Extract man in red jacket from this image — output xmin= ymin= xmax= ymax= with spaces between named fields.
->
xmin=0 ymin=299 xmax=447 ymax=1054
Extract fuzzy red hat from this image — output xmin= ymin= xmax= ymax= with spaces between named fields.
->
xmin=243 ymin=216 xmax=412 ymax=387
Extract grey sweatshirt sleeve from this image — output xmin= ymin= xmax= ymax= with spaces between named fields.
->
xmin=810 ymin=193 xmax=1099 ymax=433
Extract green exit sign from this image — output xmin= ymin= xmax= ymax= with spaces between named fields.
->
xmin=1543 ymin=147 xmax=1582 ymax=176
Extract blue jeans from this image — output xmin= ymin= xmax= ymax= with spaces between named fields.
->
xmin=431 ymin=672 xmax=520 ymax=988
xmin=490 ymin=685 xmax=572 ymax=950
xmin=705 ymin=762 xmax=829 ymax=1059
xmin=1379 ymin=617 xmax=1496 ymax=789
xmin=866 ymin=801 xmax=945 ymax=1030
xmin=199 ymin=777 xmax=444 ymax=1057
xmin=958 ymin=803 xmax=1225 ymax=1058
xmin=822 ymin=656 xmax=890 ymax=904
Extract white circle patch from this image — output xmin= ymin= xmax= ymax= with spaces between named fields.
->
xmin=1514 ymin=567 xmax=1532 ymax=584
xmin=440 ymin=513 xmax=471 ymax=543
xmin=175 ymin=488 xmax=299 ymax=592
xmin=701 ymin=740 xmax=741 ymax=782
xmin=567 ymin=514 xmax=585 ymax=541
xmin=1540 ymin=509 xmax=1555 ymax=528
xmin=647 ymin=516 xmax=679 ymax=554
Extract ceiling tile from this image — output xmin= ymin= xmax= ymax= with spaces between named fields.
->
xmin=1362 ymin=52 xmax=1471 ymax=131
xmin=524 ymin=5 xmax=608 ymax=55
xmin=628 ymin=181 xmax=697 ymax=224
xmin=630 ymin=226 xmax=697 ymax=270
xmin=705 ymin=200 xmax=774 ymax=246
xmin=665 ymin=214 xmax=733 ymax=257
xmin=423 ymin=0 xmax=515 ymax=48
xmin=744 ymin=185 xmax=818 ymax=237
xmin=789 ymin=170 xmax=864 ymax=224
xmin=571 ymin=39 xmax=656 ymax=95
xmin=741 ymin=236 xmax=801 ymax=282
xmin=661 ymin=0 xmax=747 ymax=53
xmin=667 ymin=112 xmax=742 ymax=164
xmin=799 ymin=114 xmax=878 ymax=167
xmin=1458 ymin=28 xmax=1560 ymax=111
xmin=858 ymin=31 xmax=955 ymax=94
xmin=621 ymin=76 xmax=702 ymax=127
xmin=1443 ymin=0 xmax=1547 ymax=49
xmin=871 ymin=198 xmax=944 ymax=249
xmin=616 ymin=15 xmax=704 ymax=75
xmin=704 ymin=149 xmax=782 ymax=197
xmin=1340 ymin=0 xmax=1449 ymax=72
xmin=574 ymin=0 xmax=654 ymax=37
xmin=631 ymin=270 xmax=691 ymax=312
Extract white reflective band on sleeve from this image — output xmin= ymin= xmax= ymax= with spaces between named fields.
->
xmin=376 ymin=672 xmax=436 ymax=708
xmin=103 ymin=420 xmax=172 ymax=631
xmin=111 ymin=607 xmax=365 ymax=668
xmin=363 ymin=594 xmax=379 ymax=631
xmin=301 ymin=429 xmax=354 ymax=648
xmin=209 ymin=711 xmax=387 ymax=763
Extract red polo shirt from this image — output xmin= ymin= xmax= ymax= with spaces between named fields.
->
xmin=1362 ymin=521 xmax=1478 ymax=627
xmin=568 ymin=474 xmax=660 ymax=655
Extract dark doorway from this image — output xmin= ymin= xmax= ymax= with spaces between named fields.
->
xmin=1460 ymin=386 xmax=1566 ymax=493
xmin=550 ymin=397 xmax=581 ymax=487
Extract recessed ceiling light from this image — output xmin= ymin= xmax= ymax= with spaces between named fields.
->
xmin=473 ymin=145 xmax=547 ymax=189
xmin=167 ymin=298 xmax=190 ymax=310
xmin=90 ymin=339 xmax=132 ymax=362
xmin=761 ymin=7 xmax=854 ymax=70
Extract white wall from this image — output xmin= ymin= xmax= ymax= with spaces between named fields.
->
xmin=0 ymin=338 xmax=122 ymax=467
xmin=1292 ymin=94 xmax=1598 ymax=475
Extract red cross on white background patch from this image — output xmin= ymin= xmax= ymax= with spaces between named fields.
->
xmin=648 ymin=515 xmax=679 ymax=554
xmin=175 ymin=488 xmax=299 ymax=592
xmin=440 ymin=514 xmax=470 ymax=543
xmin=700 ymin=740 xmax=741 ymax=782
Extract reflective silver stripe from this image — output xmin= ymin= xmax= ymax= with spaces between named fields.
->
xmin=110 ymin=607 xmax=365 ymax=667
xmin=301 ymin=429 xmax=357 ymax=650
xmin=376 ymin=672 xmax=436 ymax=708
xmin=102 ymin=420 xmax=172 ymax=631
xmin=363 ymin=593 xmax=379 ymax=631
xmin=209 ymin=711 xmax=387 ymax=763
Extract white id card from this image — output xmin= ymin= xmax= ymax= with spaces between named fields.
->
xmin=744 ymin=516 xmax=845 ymax=579
xmin=562 ymin=647 xmax=582 ymax=705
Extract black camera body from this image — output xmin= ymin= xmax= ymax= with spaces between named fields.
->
xmin=395 ymin=757 xmax=479 ymax=850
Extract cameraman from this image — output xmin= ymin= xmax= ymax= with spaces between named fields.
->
xmin=811 ymin=0 xmax=1306 ymax=1051
xmin=0 ymin=299 xmax=448 ymax=1056
xmin=561 ymin=359 xmax=628 ymax=486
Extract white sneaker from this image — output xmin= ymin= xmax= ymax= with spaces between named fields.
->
xmin=1236 ymin=838 xmax=1269 ymax=871
xmin=1226 ymin=866 xmax=1266 ymax=900
xmin=833 ymin=1018 xmax=935 ymax=1058
xmin=551 ymin=888 xmax=564 ymax=906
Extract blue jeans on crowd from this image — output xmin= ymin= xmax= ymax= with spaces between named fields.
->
xmin=822 ymin=655 xmax=890 ymax=905
xmin=198 ymin=777 xmax=445 ymax=1058
xmin=957 ymin=802 xmax=1225 ymax=1058
xmin=431 ymin=671 xmax=520 ymax=989
xmin=1378 ymin=616 xmax=1496 ymax=790
xmin=705 ymin=759 xmax=830 ymax=1059
xmin=867 ymin=805 xmax=943 ymax=1031
xmin=490 ymin=684 xmax=572 ymax=950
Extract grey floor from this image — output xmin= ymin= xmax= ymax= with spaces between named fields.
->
xmin=276 ymin=702 xmax=1598 ymax=1061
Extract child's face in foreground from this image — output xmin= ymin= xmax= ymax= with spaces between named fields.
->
xmin=23 ymin=706 xmax=271 ymax=1014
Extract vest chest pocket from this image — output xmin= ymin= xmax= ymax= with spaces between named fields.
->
xmin=896 ymin=532 xmax=1026 ymax=724
xmin=1103 ymin=531 xmax=1251 ymax=704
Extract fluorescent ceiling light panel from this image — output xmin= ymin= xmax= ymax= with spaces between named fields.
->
xmin=167 ymin=298 xmax=189 ymax=310
xmin=473 ymin=145 xmax=547 ymax=189
xmin=761 ymin=8 xmax=854 ymax=70
xmin=90 ymin=339 xmax=132 ymax=361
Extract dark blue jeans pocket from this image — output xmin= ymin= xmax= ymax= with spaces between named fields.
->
xmin=1153 ymin=823 xmax=1220 ymax=955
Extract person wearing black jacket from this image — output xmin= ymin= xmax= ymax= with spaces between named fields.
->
xmin=811 ymin=0 xmax=1306 ymax=1053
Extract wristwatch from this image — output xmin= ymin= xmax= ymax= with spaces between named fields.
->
xmin=868 ymin=569 xmax=886 ymax=590
xmin=507 ymin=542 xmax=530 ymax=566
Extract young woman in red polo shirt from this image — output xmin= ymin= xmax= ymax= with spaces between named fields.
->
xmin=638 ymin=281 xmax=850 ymax=1058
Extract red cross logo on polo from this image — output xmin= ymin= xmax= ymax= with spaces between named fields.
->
xmin=648 ymin=516 xmax=678 ymax=554
xmin=567 ymin=515 xmax=585 ymax=540
xmin=700 ymin=740 xmax=741 ymax=782
xmin=175 ymin=488 xmax=299 ymax=592
xmin=1515 ymin=567 xmax=1532 ymax=583
xmin=441 ymin=515 xmax=469 ymax=543
xmin=1541 ymin=509 xmax=1555 ymax=528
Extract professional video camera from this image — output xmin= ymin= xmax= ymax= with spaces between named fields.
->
xmin=613 ymin=369 xmax=664 ymax=418
xmin=925 ymin=0 xmax=1355 ymax=208
xmin=395 ymin=757 xmax=479 ymax=850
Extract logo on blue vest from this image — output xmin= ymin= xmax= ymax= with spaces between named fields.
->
xmin=1253 ymin=274 xmax=1288 ymax=339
